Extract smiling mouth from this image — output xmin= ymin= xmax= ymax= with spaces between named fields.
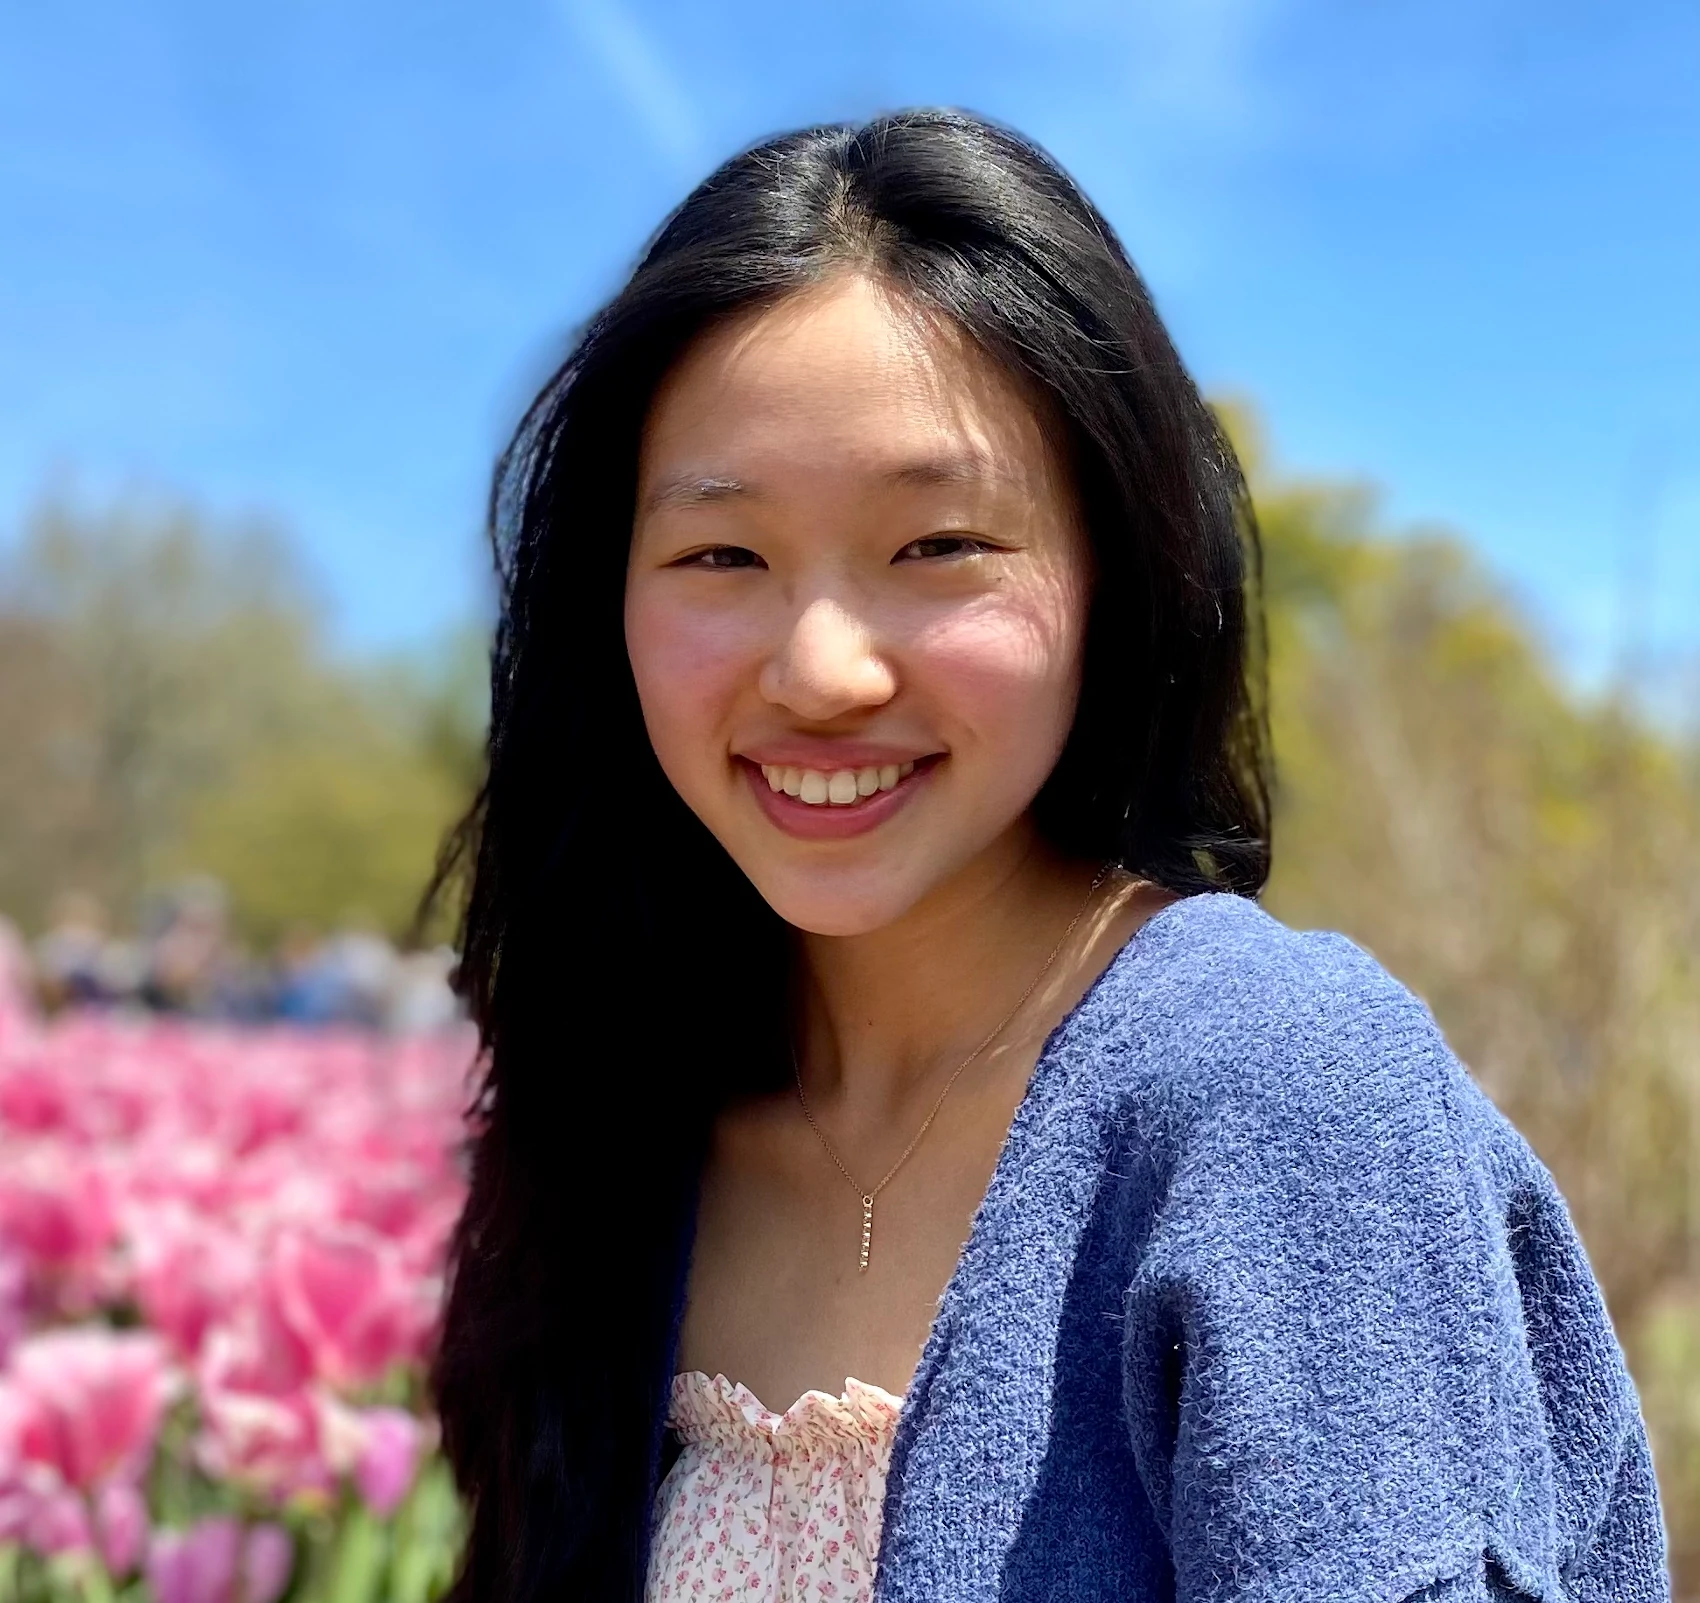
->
xmin=757 ymin=760 xmax=919 ymax=806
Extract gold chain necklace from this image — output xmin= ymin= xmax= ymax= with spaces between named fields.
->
xmin=792 ymin=864 xmax=1113 ymax=1273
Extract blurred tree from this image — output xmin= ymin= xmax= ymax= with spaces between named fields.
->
xmin=175 ymin=657 xmax=481 ymax=946
xmin=0 ymin=609 xmax=91 ymax=923
xmin=0 ymin=499 xmax=324 ymax=926
xmin=0 ymin=498 xmax=481 ymax=946
xmin=371 ymin=622 xmax=491 ymax=801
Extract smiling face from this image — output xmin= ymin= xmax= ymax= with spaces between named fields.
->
xmin=624 ymin=274 xmax=1092 ymax=937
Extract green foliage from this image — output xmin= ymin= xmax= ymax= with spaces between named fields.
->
xmin=172 ymin=707 xmax=465 ymax=947
xmin=288 ymin=1463 xmax=463 ymax=1603
xmin=0 ymin=1458 xmax=465 ymax=1603
xmin=0 ymin=499 xmax=481 ymax=946
xmin=0 ymin=500 xmax=323 ymax=928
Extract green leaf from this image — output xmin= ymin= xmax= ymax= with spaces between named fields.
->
xmin=322 ymin=1506 xmax=387 ymax=1603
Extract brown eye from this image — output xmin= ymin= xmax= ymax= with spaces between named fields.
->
xmin=895 ymin=535 xmax=996 ymax=562
xmin=678 ymin=546 xmax=765 ymax=570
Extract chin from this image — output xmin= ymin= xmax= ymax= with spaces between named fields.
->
xmin=754 ymin=883 xmax=914 ymax=939
xmin=738 ymin=858 xmax=935 ymax=939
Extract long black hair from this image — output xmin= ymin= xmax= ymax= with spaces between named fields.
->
xmin=431 ymin=109 xmax=1270 ymax=1603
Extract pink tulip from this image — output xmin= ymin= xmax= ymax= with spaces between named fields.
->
xmin=314 ymin=1397 xmax=427 ymax=1515
xmin=147 ymin=1517 xmax=240 ymax=1603
xmin=0 ymin=991 xmax=474 ymax=1542
xmin=0 ymin=1376 xmax=29 ymax=1485
xmin=0 ymin=1489 xmax=26 ymax=1544
xmin=23 ymin=1483 xmax=92 ymax=1555
xmin=0 ymin=1244 xmax=25 ymax=1366
xmin=6 ymin=1328 xmax=178 ymax=1489
xmin=223 ymin=1081 xmax=305 ymax=1158
xmin=336 ymin=1164 xmax=430 ymax=1242
xmin=0 ymin=1371 xmax=148 ymax=1568
xmin=352 ymin=1406 xmax=423 ymax=1517
xmin=195 ymin=1384 xmax=330 ymax=1502
xmin=201 ymin=1281 xmax=314 ymax=1397
xmin=146 ymin=1516 xmax=295 ymax=1603
xmin=95 ymin=1479 xmax=149 ymax=1574
xmin=194 ymin=1317 xmax=332 ymax=1500
xmin=241 ymin=1522 xmax=295 ymax=1603
xmin=0 ymin=1151 xmax=117 ymax=1310
xmin=0 ymin=1060 xmax=70 ymax=1134
xmin=267 ymin=1223 xmax=429 ymax=1390
xmin=125 ymin=1204 xmax=257 ymax=1358
xmin=396 ymin=1191 xmax=464 ymax=1281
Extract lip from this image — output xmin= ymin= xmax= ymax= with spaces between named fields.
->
xmin=741 ymin=755 xmax=939 ymax=840
xmin=737 ymin=741 xmax=938 ymax=769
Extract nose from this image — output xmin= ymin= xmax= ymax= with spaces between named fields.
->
xmin=759 ymin=597 xmax=896 ymax=721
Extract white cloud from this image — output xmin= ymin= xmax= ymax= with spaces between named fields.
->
xmin=557 ymin=0 xmax=707 ymax=175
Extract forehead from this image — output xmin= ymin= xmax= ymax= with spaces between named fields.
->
xmin=636 ymin=275 xmax=1065 ymax=504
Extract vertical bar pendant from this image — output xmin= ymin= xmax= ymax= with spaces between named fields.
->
xmin=859 ymin=1194 xmax=874 ymax=1273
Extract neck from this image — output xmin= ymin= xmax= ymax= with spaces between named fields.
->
xmin=793 ymin=825 xmax=1104 ymax=1122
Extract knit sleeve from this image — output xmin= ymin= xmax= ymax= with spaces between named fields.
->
xmin=1118 ymin=973 xmax=1668 ymax=1603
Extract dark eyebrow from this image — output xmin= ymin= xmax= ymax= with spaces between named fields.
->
xmin=883 ymin=454 xmax=1022 ymax=492
xmin=638 ymin=475 xmax=749 ymax=516
xmin=639 ymin=455 xmax=1021 ymax=516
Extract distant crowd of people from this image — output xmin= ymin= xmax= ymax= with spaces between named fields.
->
xmin=26 ymin=880 xmax=461 ymax=1033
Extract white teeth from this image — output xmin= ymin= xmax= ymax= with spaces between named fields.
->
xmin=757 ymin=759 xmax=926 ymax=806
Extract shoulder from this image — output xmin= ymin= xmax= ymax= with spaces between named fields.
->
xmin=1070 ymin=891 xmax=1491 ymax=1146
xmin=1084 ymin=898 xmax=1664 ymax=1600
xmin=1057 ymin=892 xmax=1576 ymax=1256
xmin=1086 ymin=890 xmax=1428 ymax=1039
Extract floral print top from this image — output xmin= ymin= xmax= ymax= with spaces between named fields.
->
xmin=645 ymin=1371 xmax=903 ymax=1603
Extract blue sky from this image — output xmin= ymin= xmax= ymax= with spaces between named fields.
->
xmin=2 ymin=0 xmax=1696 ymax=687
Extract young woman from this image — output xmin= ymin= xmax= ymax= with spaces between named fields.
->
xmin=431 ymin=112 xmax=1667 ymax=1602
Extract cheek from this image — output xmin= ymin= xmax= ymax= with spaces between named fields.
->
xmin=624 ymin=588 xmax=756 ymax=763
xmin=914 ymin=585 xmax=1086 ymax=761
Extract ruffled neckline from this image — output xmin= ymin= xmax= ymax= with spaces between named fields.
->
xmin=669 ymin=1371 xmax=903 ymax=1450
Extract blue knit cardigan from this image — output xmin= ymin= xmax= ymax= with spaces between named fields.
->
xmin=839 ymin=893 xmax=1668 ymax=1601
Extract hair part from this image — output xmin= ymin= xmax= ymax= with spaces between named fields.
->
xmin=430 ymin=108 xmax=1270 ymax=1602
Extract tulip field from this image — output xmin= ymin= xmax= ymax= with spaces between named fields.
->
xmin=0 ymin=961 xmax=475 ymax=1603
